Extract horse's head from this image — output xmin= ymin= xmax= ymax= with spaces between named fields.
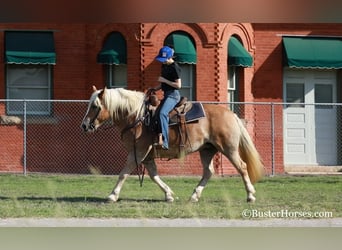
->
xmin=81 ymin=85 xmax=110 ymax=132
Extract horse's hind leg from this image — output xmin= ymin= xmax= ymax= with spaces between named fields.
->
xmin=144 ymin=160 xmax=175 ymax=202
xmin=190 ymin=146 xmax=217 ymax=202
xmin=227 ymin=150 xmax=256 ymax=203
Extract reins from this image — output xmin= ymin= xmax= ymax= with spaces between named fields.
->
xmin=133 ymin=127 xmax=145 ymax=188
xmin=120 ymin=94 xmax=151 ymax=187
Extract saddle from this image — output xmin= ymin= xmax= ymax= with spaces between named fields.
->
xmin=146 ymin=94 xmax=205 ymax=157
xmin=148 ymin=95 xmax=205 ymax=123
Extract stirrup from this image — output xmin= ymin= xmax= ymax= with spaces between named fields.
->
xmin=153 ymin=133 xmax=163 ymax=146
xmin=157 ymin=133 xmax=163 ymax=146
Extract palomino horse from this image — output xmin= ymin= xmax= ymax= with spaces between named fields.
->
xmin=81 ymin=86 xmax=264 ymax=203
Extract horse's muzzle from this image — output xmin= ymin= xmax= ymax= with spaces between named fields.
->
xmin=81 ymin=123 xmax=88 ymax=132
xmin=81 ymin=119 xmax=95 ymax=132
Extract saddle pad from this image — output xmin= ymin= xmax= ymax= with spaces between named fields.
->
xmin=169 ymin=102 xmax=206 ymax=125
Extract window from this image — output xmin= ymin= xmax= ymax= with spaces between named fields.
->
xmin=5 ymin=31 xmax=55 ymax=115
xmin=228 ymin=66 xmax=239 ymax=111
xmin=107 ymin=64 xmax=127 ymax=88
xmin=164 ymin=31 xmax=197 ymax=100
xmin=315 ymin=84 xmax=333 ymax=109
xmin=227 ymin=35 xmax=253 ymax=113
xmin=97 ymin=32 xmax=127 ymax=89
xmin=179 ymin=64 xmax=195 ymax=100
xmin=6 ymin=64 xmax=52 ymax=115
xmin=286 ymin=83 xmax=305 ymax=107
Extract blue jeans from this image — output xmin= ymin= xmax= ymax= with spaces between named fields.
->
xmin=159 ymin=91 xmax=180 ymax=149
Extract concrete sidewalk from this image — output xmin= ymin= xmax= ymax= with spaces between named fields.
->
xmin=1 ymin=218 xmax=341 ymax=227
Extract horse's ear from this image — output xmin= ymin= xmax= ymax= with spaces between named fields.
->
xmin=98 ymin=88 xmax=105 ymax=100
xmin=92 ymin=85 xmax=97 ymax=92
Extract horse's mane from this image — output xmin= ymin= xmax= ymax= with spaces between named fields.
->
xmin=102 ymin=88 xmax=145 ymax=122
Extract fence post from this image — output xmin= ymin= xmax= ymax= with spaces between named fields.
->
xmin=23 ymin=100 xmax=27 ymax=176
xmin=271 ymin=102 xmax=275 ymax=176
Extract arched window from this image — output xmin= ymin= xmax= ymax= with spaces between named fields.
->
xmin=97 ymin=32 xmax=127 ymax=88
xmin=164 ymin=31 xmax=197 ymax=100
xmin=227 ymin=36 xmax=253 ymax=112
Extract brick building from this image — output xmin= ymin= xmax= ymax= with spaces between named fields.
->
xmin=0 ymin=23 xmax=341 ymax=175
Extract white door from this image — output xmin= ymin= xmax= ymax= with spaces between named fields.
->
xmin=283 ymin=69 xmax=337 ymax=166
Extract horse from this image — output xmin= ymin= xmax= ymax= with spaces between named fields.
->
xmin=81 ymin=86 xmax=264 ymax=203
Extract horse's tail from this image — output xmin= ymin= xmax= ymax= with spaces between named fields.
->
xmin=236 ymin=115 xmax=264 ymax=183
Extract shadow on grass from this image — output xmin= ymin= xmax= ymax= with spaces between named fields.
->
xmin=0 ymin=196 xmax=165 ymax=203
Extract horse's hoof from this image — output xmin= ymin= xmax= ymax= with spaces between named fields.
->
xmin=166 ymin=195 xmax=175 ymax=203
xmin=190 ymin=195 xmax=199 ymax=203
xmin=247 ymin=195 xmax=256 ymax=203
xmin=108 ymin=193 xmax=118 ymax=202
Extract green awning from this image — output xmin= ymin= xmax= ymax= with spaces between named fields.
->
xmin=5 ymin=31 xmax=56 ymax=64
xmin=283 ymin=36 xmax=342 ymax=69
xmin=228 ymin=37 xmax=253 ymax=67
xmin=97 ymin=32 xmax=126 ymax=65
xmin=165 ymin=32 xmax=196 ymax=64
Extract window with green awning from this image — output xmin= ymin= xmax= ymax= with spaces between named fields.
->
xmin=5 ymin=31 xmax=56 ymax=65
xmin=164 ymin=32 xmax=197 ymax=64
xmin=283 ymin=36 xmax=342 ymax=69
xmin=97 ymin=32 xmax=127 ymax=65
xmin=228 ymin=36 xmax=253 ymax=67
xmin=164 ymin=31 xmax=196 ymax=100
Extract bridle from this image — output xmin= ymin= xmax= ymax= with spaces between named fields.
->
xmin=88 ymin=105 xmax=101 ymax=131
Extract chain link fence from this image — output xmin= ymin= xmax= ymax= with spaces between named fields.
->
xmin=0 ymin=100 xmax=341 ymax=176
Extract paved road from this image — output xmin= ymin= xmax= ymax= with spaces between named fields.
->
xmin=1 ymin=218 xmax=341 ymax=227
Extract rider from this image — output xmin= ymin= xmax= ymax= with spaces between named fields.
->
xmin=153 ymin=45 xmax=182 ymax=150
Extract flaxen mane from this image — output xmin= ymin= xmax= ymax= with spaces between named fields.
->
xmin=103 ymin=88 xmax=145 ymax=122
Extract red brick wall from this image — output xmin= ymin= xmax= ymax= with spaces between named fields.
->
xmin=1 ymin=23 xmax=341 ymax=176
xmin=253 ymin=25 xmax=284 ymax=174
xmin=0 ymin=124 xmax=23 ymax=172
xmin=0 ymin=22 xmax=263 ymax=176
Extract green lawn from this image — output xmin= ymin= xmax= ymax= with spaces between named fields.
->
xmin=0 ymin=174 xmax=340 ymax=219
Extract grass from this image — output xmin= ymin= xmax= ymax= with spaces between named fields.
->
xmin=0 ymin=174 xmax=341 ymax=219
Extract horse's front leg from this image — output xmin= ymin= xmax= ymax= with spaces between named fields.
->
xmin=108 ymin=156 xmax=138 ymax=202
xmin=144 ymin=160 xmax=175 ymax=202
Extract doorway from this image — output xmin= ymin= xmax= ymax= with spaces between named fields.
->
xmin=283 ymin=69 xmax=337 ymax=165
